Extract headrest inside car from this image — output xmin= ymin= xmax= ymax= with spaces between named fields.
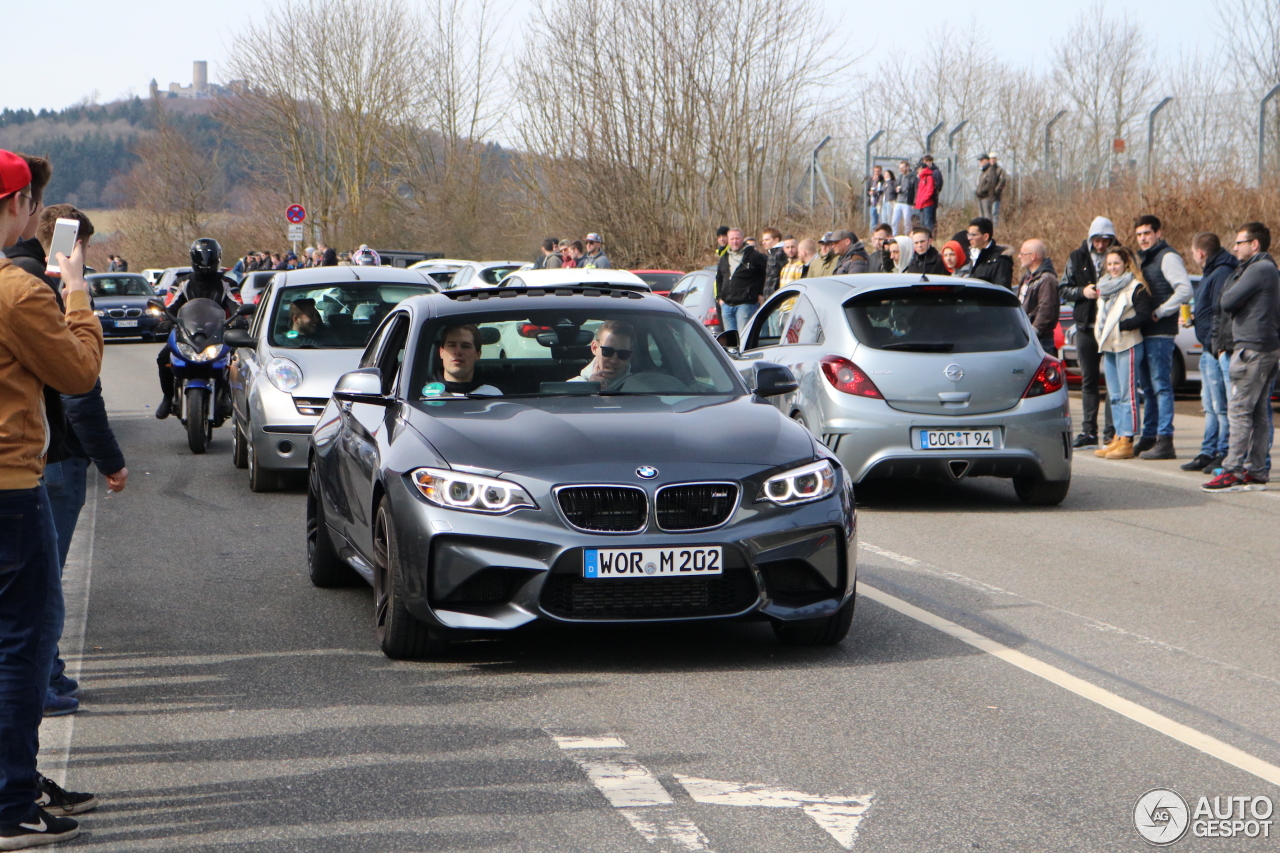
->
xmin=480 ymin=327 xmax=502 ymax=345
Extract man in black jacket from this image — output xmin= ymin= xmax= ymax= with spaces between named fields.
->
xmin=1061 ymin=216 xmax=1119 ymax=447
xmin=1203 ymin=221 xmax=1280 ymax=492
xmin=961 ymin=217 xmax=1013 ymax=288
xmin=760 ymin=227 xmax=787 ymax=298
xmin=905 ymin=227 xmax=949 ymax=275
xmin=1134 ymin=214 xmax=1194 ymax=459
xmin=1181 ymin=232 xmax=1238 ymax=472
xmin=715 ymin=228 xmax=767 ymax=336
xmin=830 ymin=230 xmax=869 ymax=275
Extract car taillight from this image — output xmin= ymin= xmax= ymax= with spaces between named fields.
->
xmin=1023 ymin=356 xmax=1065 ymax=397
xmin=702 ymin=306 xmax=719 ymax=326
xmin=518 ymin=323 xmax=553 ymax=338
xmin=820 ymin=355 xmax=882 ymax=398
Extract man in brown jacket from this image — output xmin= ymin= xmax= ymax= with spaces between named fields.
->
xmin=1017 ymin=239 xmax=1060 ymax=352
xmin=0 ymin=149 xmax=102 ymax=848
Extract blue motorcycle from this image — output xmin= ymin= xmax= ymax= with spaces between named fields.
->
xmin=158 ymin=297 xmax=232 ymax=454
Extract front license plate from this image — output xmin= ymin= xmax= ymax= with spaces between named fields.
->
xmin=918 ymin=429 xmax=997 ymax=450
xmin=115 ymin=319 xmax=138 ymax=327
xmin=584 ymin=546 xmax=723 ymax=579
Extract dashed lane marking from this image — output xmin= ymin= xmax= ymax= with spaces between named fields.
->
xmin=856 ymin=581 xmax=1280 ymax=788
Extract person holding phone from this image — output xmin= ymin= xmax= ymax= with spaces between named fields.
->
xmin=0 ymin=148 xmax=102 ymax=848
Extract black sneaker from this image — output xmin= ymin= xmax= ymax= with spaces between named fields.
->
xmin=36 ymin=774 xmax=98 ymax=817
xmin=1180 ymin=453 xmax=1214 ymax=472
xmin=0 ymin=808 xmax=79 ymax=850
xmin=1071 ymin=433 xmax=1099 ymax=449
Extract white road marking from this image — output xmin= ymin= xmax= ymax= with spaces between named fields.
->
xmin=549 ymin=732 xmax=713 ymax=852
xmin=858 ymin=542 xmax=1280 ymax=690
xmin=676 ymin=776 xmax=874 ymax=850
xmin=857 ymin=581 xmax=1280 ymax=788
xmin=39 ymin=487 xmax=98 ymax=787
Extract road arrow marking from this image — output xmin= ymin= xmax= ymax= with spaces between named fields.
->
xmin=549 ymin=731 xmax=714 ymax=852
xmin=675 ymin=776 xmax=875 ymax=850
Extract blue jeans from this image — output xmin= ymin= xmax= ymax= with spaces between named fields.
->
xmin=918 ymin=205 xmax=937 ymax=232
xmin=0 ymin=485 xmax=60 ymax=824
xmin=1139 ymin=336 xmax=1176 ymax=438
xmin=1103 ymin=343 xmax=1144 ymax=437
xmin=720 ymin=302 xmax=758 ymax=336
xmin=1199 ymin=353 xmax=1230 ymax=457
xmin=42 ymin=457 xmax=87 ymax=694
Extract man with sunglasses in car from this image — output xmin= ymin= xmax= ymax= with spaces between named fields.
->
xmin=572 ymin=320 xmax=636 ymax=391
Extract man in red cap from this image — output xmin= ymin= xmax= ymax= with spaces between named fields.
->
xmin=0 ymin=148 xmax=102 ymax=848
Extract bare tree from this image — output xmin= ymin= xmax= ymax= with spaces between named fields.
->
xmin=1051 ymin=4 xmax=1157 ymax=187
xmin=516 ymin=0 xmax=846 ymax=267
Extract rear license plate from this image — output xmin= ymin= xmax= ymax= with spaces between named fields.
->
xmin=917 ymin=429 xmax=998 ymax=450
xmin=584 ymin=546 xmax=723 ymax=579
xmin=115 ymin=319 xmax=138 ymax=327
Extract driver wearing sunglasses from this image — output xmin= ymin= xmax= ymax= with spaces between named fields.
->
xmin=572 ymin=319 xmax=636 ymax=391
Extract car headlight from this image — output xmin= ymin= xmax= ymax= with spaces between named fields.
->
xmin=147 ymin=306 xmax=164 ymax=316
xmin=411 ymin=467 xmax=537 ymax=514
xmin=266 ymin=357 xmax=302 ymax=391
xmin=758 ymin=459 xmax=837 ymax=506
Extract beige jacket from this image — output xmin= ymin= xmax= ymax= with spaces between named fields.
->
xmin=1093 ymin=279 xmax=1143 ymax=354
xmin=0 ymin=259 xmax=104 ymax=489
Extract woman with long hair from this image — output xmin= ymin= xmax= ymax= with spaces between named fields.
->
xmin=1093 ymin=246 xmax=1153 ymax=460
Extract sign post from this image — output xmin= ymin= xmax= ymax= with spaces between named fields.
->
xmin=285 ymin=204 xmax=307 ymax=257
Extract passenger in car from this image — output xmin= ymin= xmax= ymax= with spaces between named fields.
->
xmin=282 ymin=298 xmax=326 ymax=345
xmin=429 ymin=324 xmax=502 ymax=396
xmin=571 ymin=320 xmax=636 ymax=391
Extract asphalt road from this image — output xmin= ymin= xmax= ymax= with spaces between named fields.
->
xmin=37 ymin=339 xmax=1280 ymax=852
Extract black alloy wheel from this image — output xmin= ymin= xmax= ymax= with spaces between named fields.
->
xmin=373 ymin=500 xmax=448 ymax=659
xmin=306 ymin=462 xmax=355 ymax=587
xmin=247 ymin=430 xmax=280 ymax=492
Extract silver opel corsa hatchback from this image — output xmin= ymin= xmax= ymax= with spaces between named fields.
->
xmin=307 ymin=282 xmax=858 ymax=658
xmin=724 ymin=274 xmax=1072 ymax=505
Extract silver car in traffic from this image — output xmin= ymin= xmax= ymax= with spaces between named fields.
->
xmin=726 ymin=274 xmax=1073 ymax=505
xmin=226 ymin=266 xmax=439 ymax=491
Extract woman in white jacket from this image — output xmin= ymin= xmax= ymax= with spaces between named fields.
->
xmin=1093 ymin=247 xmax=1154 ymax=460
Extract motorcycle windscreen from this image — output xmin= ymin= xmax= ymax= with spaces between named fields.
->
xmin=176 ymin=298 xmax=227 ymax=346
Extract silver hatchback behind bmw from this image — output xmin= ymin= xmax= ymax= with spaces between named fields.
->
xmin=723 ymin=274 xmax=1073 ymax=505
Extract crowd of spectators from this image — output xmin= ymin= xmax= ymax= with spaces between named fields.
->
xmin=532 ymin=233 xmax=612 ymax=270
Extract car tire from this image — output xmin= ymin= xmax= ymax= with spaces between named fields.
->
xmin=307 ymin=463 xmax=356 ymax=587
xmin=772 ymin=596 xmax=855 ymax=646
xmin=232 ymin=421 xmax=249 ymax=469
xmin=373 ymin=499 xmax=448 ymax=659
xmin=248 ymin=431 xmax=280 ymax=493
xmin=1013 ymin=476 xmax=1071 ymax=506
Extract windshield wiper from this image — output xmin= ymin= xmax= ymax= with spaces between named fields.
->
xmin=880 ymin=341 xmax=956 ymax=352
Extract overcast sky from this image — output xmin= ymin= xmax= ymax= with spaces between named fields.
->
xmin=4 ymin=0 xmax=1213 ymax=113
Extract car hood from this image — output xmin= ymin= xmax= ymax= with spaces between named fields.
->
xmin=403 ymin=394 xmax=814 ymax=475
xmin=268 ymin=347 xmax=367 ymax=398
xmin=93 ymin=296 xmax=153 ymax=310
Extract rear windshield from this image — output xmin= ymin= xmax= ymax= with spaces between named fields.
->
xmin=269 ymin=282 xmax=436 ymax=348
xmin=844 ymin=286 xmax=1029 ymax=353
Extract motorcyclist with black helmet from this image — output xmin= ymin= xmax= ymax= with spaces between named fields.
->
xmin=155 ymin=238 xmax=239 ymax=419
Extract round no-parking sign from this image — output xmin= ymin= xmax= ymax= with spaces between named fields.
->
xmin=286 ymin=204 xmax=307 ymax=224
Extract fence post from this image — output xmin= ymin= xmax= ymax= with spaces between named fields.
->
xmin=1146 ymin=97 xmax=1173 ymax=187
xmin=809 ymin=135 xmax=831 ymax=212
xmin=1259 ymin=85 xmax=1280 ymax=188
xmin=947 ymin=121 xmax=968 ymax=207
xmin=1045 ymin=110 xmax=1067 ymax=192
xmin=864 ymin=130 xmax=885 ymax=231
xmin=924 ymin=122 xmax=945 ymax=155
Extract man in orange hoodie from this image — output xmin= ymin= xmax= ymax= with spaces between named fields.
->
xmin=0 ymin=148 xmax=102 ymax=849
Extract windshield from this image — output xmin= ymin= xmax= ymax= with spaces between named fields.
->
xmin=636 ymin=272 xmax=681 ymax=291
xmin=89 ymin=276 xmax=152 ymax=297
xmin=480 ymin=265 xmax=522 ymax=285
xmin=410 ymin=309 xmax=742 ymax=399
xmin=176 ymin=298 xmax=228 ymax=338
xmin=845 ymin=286 xmax=1029 ymax=353
xmin=270 ymin=282 xmax=436 ymax=349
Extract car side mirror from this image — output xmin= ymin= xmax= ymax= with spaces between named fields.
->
xmin=235 ymin=302 xmax=256 ymax=317
xmin=224 ymin=329 xmax=256 ymax=348
xmin=716 ymin=329 xmax=739 ymax=350
xmin=333 ymin=369 xmax=393 ymax=406
xmin=753 ymin=362 xmax=798 ymax=397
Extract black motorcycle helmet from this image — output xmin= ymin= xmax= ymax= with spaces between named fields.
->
xmin=189 ymin=238 xmax=222 ymax=274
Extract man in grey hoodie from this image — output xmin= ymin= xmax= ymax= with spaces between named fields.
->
xmin=1203 ymin=221 xmax=1280 ymax=492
